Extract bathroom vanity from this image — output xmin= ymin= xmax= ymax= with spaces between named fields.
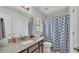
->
xmin=0 ymin=37 xmax=43 ymax=53
xmin=19 ymin=39 xmax=43 ymax=53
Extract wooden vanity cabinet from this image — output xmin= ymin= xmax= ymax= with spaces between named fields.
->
xmin=21 ymin=49 xmax=27 ymax=53
xmin=38 ymin=40 xmax=43 ymax=53
xmin=31 ymin=48 xmax=39 ymax=53
xmin=20 ymin=40 xmax=43 ymax=53
xmin=28 ymin=43 xmax=38 ymax=53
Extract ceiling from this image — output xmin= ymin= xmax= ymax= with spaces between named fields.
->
xmin=33 ymin=6 xmax=69 ymax=17
xmin=2 ymin=6 xmax=69 ymax=18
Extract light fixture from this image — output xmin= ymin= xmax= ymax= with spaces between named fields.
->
xmin=21 ymin=6 xmax=30 ymax=11
xmin=44 ymin=7 xmax=48 ymax=10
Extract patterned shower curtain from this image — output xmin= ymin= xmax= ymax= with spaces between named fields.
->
xmin=42 ymin=15 xmax=70 ymax=53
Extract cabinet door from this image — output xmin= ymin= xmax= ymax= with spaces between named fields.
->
xmin=70 ymin=7 xmax=79 ymax=48
xmin=39 ymin=45 xmax=43 ymax=53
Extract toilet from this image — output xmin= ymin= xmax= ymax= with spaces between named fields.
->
xmin=43 ymin=42 xmax=52 ymax=53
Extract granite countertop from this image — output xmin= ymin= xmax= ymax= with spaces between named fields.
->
xmin=0 ymin=37 xmax=43 ymax=53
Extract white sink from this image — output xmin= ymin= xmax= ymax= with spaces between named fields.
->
xmin=21 ymin=40 xmax=35 ymax=45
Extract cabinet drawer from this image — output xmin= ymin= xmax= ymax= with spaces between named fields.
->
xmin=29 ymin=43 xmax=38 ymax=52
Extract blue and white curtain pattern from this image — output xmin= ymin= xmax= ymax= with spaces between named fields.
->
xmin=42 ymin=15 xmax=70 ymax=53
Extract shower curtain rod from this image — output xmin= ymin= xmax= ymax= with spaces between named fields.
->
xmin=43 ymin=13 xmax=70 ymax=20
